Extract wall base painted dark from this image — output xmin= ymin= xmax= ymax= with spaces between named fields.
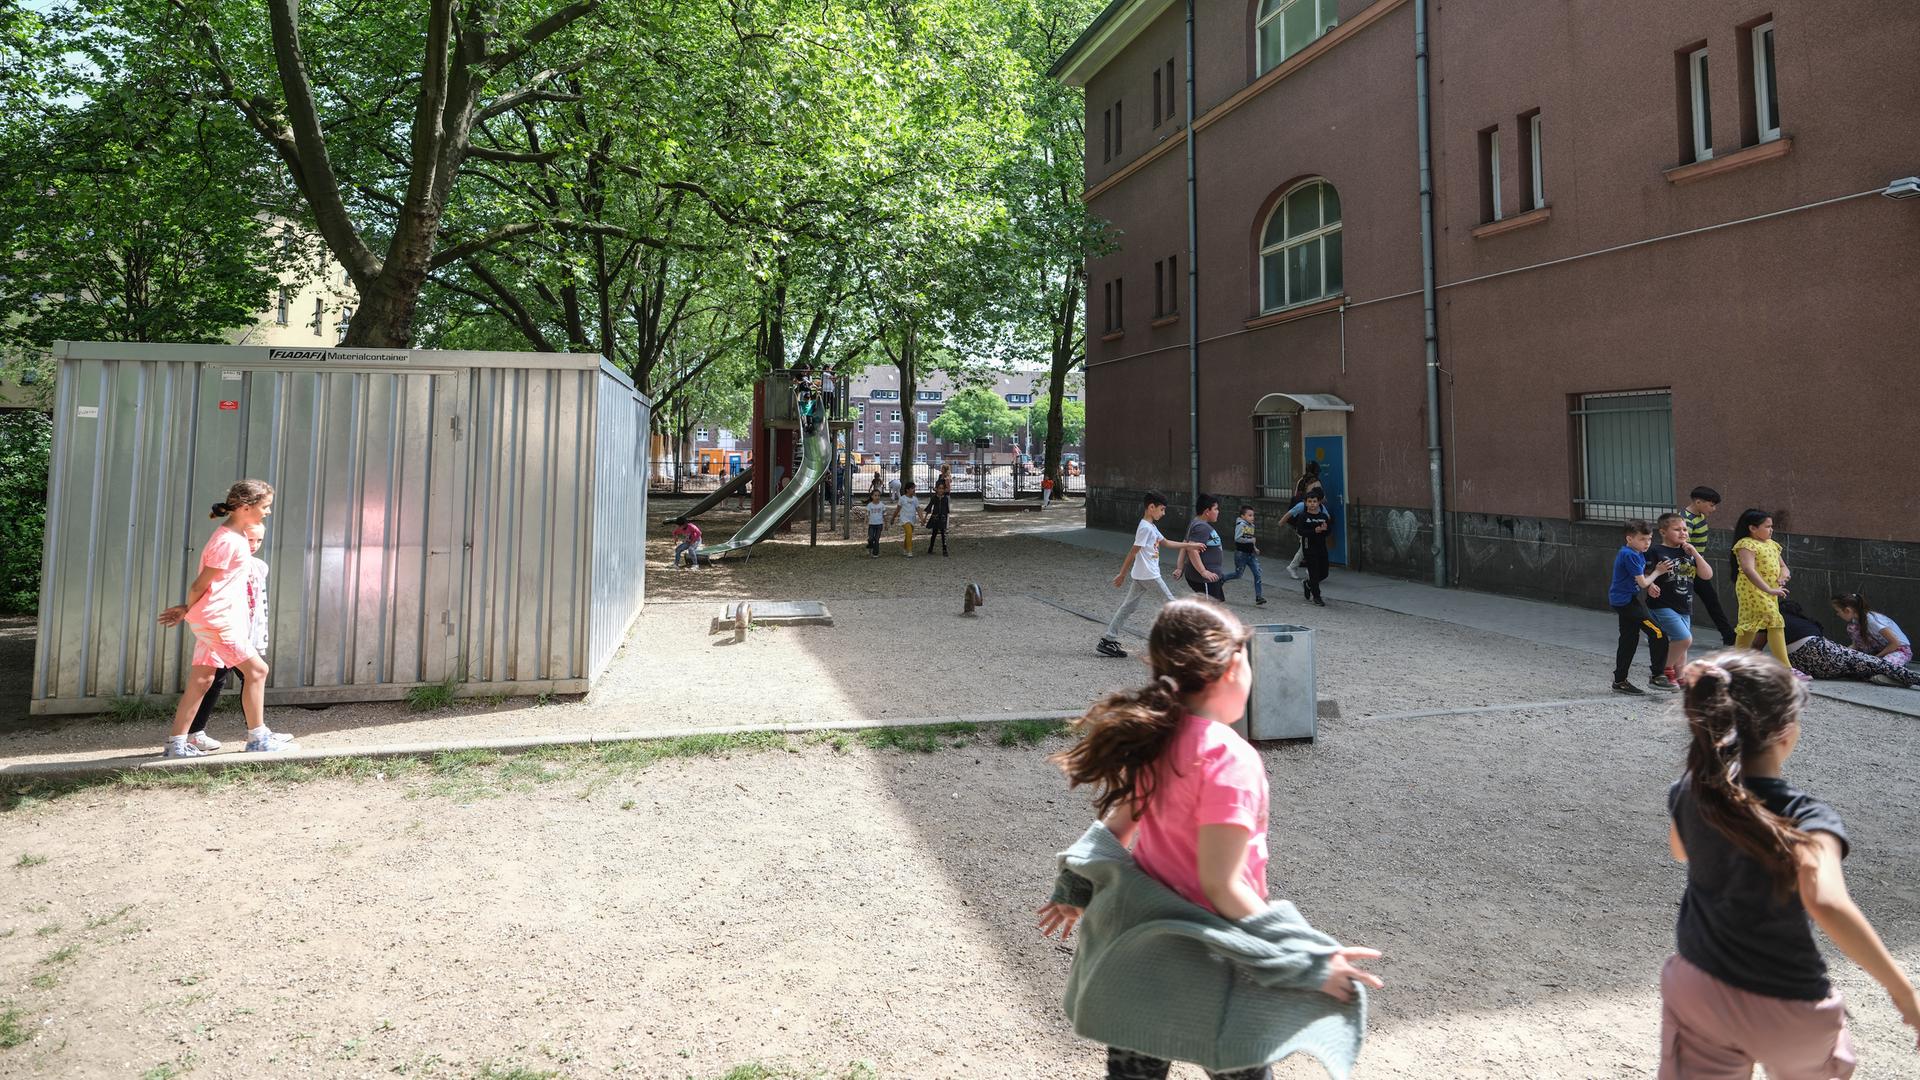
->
xmin=1090 ymin=487 xmax=1920 ymax=623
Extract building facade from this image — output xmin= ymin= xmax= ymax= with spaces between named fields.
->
xmin=1055 ymin=0 xmax=1920 ymax=611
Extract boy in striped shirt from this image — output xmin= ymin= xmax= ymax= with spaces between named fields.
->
xmin=1682 ymin=485 xmax=1736 ymax=648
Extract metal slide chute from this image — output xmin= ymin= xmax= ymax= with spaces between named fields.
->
xmin=693 ymin=421 xmax=833 ymax=560
xmin=669 ymin=466 xmax=753 ymax=524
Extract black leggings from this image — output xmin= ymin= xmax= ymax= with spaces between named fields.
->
xmin=1106 ymin=1047 xmax=1270 ymax=1080
xmin=924 ymin=519 xmax=948 ymax=554
xmin=1613 ymin=600 xmax=1670 ymax=682
xmin=188 ymin=667 xmax=243 ymax=734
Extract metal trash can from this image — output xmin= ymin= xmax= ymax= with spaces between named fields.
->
xmin=1242 ymin=623 xmax=1316 ymax=742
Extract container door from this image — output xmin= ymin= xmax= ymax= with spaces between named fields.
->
xmin=1303 ymin=434 xmax=1348 ymax=564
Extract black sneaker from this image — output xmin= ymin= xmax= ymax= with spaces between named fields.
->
xmin=1303 ymin=581 xmax=1313 ymax=600
xmin=1612 ymin=680 xmax=1646 ymax=696
xmin=1255 ymin=596 xmax=1267 ymax=605
xmin=1312 ymin=595 xmax=1326 ymax=607
xmin=1096 ymin=639 xmax=1128 ymax=659
xmin=1648 ymin=675 xmax=1681 ymax=692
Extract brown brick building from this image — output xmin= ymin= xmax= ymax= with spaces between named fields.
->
xmin=1053 ymin=0 xmax=1920 ymax=613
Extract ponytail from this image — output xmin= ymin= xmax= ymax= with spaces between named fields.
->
xmin=1050 ymin=599 xmax=1249 ymax=818
xmin=1680 ymin=655 xmax=1811 ymax=897
xmin=209 ymin=479 xmax=274 ymax=520
xmin=1831 ymin=592 xmax=1874 ymax=651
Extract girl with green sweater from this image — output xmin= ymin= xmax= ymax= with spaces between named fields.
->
xmin=1038 ymin=599 xmax=1379 ymax=1079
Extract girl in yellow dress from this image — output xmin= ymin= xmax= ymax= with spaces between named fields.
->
xmin=1732 ymin=508 xmax=1792 ymax=667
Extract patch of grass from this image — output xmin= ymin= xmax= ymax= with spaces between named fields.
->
xmin=856 ymin=721 xmax=978 ymax=753
xmin=85 ymin=904 xmax=136 ymax=930
xmin=40 ymin=944 xmax=79 ymax=966
xmin=404 ymin=678 xmax=461 ymax=712
xmin=101 ymin=696 xmax=171 ymax=724
xmin=13 ymin=853 xmax=46 ymax=869
xmin=0 ymin=1002 xmax=31 ymax=1048
xmin=33 ymin=923 xmax=60 ymax=938
xmin=711 ymin=1065 xmax=878 ymax=1080
xmin=27 ymin=973 xmax=56 ymax=992
xmin=995 ymin=718 xmax=1070 ymax=747
xmin=141 ymin=1054 xmax=194 ymax=1080
xmin=595 ymin=730 xmax=787 ymax=769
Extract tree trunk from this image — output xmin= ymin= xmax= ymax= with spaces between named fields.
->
xmin=342 ymin=275 xmax=423 ymax=347
xmin=896 ymin=323 xmax=918 ymax=491
xmin=1044 ymin=364 xmax=1068 ymax=496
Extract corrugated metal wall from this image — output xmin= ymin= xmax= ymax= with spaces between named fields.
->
xmin=587 ymin=366 xmax=649 ymax=681
xmin=32 ymin=343 xmax=648 ymax=714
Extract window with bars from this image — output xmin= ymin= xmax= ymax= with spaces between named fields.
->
xmin=1256 ymin=414 xmax=1295 ymax=498
xmin=1573 ymin=390 xmax=1674 ymax=521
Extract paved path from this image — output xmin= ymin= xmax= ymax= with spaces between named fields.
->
xmin=1034 ymin=524 xmax=1920 ymax=720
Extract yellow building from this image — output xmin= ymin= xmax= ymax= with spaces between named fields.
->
xmin=228 ymin=231 xmax=359 ymax=347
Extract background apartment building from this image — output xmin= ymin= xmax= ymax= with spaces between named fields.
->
xmin=1054 ymin=0 xmax=1920 ymax=611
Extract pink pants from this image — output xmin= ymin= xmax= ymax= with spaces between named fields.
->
xmin=1659 ymin=954 xmax=1854 ymax=1080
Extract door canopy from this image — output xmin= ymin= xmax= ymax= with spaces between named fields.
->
xmin=1251 ymin=393 xmax=1354 ymax=416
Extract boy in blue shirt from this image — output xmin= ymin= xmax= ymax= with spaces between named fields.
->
xmin=1610 ymin=519 xmax=1678 ymax=695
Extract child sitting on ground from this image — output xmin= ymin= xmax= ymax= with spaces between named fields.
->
xmin=671 ymin=520 xmax=702 ymax=569
xmin=1831 ymin=592 xmax=1912 ymax=670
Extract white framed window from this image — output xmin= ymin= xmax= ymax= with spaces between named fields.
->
xmin=1529 ymin=113 xmax=1545 ymax=209
xmin=1255 ymin=414 xmax=1295 ymax=498
xmin=917 ymin=410 xmax=928 ymax=422
xmin=1751 ymin=22 xmax=1779 ymax=142
xmin=312 ymin=297 xmax=324 ymax=336
xmin=916 ymin=432 xmax=927 ymax=444
xmin=275 ymin=289 xmax=290 ymax=325
xmin=1258 ymin=179 xmax=1343 ymax=313
xmin=1572 ymin=390 xmax=1674 ymax=522
xmin=695 ymin=427 xmax=708 ymax=441
xmin=1256 ymin=0 xmax=1338 ymax=75
xmin=889 ymin=432 xmax=901 ymax=444
xmin=890 ymin=410 xmax=900 ymax=422
xmin=1688 ymin=47 xmax=1713 ymax=162
xmin=914 ymin=453 xmax=926 ymax=465
xmin=336 ymin=306 xmax=353 ymax=343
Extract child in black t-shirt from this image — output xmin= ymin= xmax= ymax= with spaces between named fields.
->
xmin=1662 ymin=651 xmax=1918 ymax=1077
xmin=1290 ymin=491 xmax=1332 ymax=606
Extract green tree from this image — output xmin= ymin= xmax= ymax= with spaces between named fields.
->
xmin=929 ymin=387 xmax=1017 ymax=446
xmin=0 ymin=13 xmax=300 ymax=347
xmin=0 ymin=410 xmax=51 ymax=614
xmin=1025 ymin=393 xmax=1085 ymax=448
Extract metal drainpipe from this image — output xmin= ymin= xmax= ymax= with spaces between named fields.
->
xmin=1415 ymin=0 xmax=1448 ymax=586
xmin=1184 ymin=0 xmax=1200 ymax=510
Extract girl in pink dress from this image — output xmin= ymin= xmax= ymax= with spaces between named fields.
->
xmin=161 ymin=480 xmax=296 ymax=758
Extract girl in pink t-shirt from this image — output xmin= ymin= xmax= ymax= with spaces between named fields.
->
xmin=1039 ymin=599 xmax=1381 ymax=1079
xmin=160 ymin=480 xmax=296 ymax=758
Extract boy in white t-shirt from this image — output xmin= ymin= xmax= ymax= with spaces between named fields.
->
xmin=1097 ymin=492 xmax=1207 ymax=658
xmin=889 ymin=482 xmax=922 ymax=558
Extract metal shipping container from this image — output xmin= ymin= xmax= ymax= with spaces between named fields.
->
xmin=32 ymin=341 xmax=650 ymax=715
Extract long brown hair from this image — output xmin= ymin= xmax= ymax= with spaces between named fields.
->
xmin=1680 ymin=651 xmax=1812 ymax=895
xmin=210 ymin=479 xmax=274 ymax=520
xmin=1830 ymin=592 xmax=1876 ymax=652
xmin=1050 ymin=599 xmax=1250 ymax=818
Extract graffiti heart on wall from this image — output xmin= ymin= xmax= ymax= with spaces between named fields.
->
xmin=1387 ymin=509 xmax=1419 ymax=555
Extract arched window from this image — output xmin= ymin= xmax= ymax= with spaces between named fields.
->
xmin=1259 ymin=180 xmax=1343 ymax=312
xmin=1257 ymin=0 xmax=1338 ymax=74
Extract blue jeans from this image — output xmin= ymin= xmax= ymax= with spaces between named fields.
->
xmin=1219 ymin=549 xmax=1263 ymax=598
xmin=673 ymin=540 xmax=699 ymax=568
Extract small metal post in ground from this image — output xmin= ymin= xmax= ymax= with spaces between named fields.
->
xmin=962 ymin=583 xmax=984 ymax=617
xmin=734 ymin=603 xmax=751 ymax=643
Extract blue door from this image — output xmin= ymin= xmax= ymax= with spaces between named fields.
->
xmin=1303 ymin=435 xmax=1348 ymax=564
xmin=728 ymin=453 xmax=743 ymax=476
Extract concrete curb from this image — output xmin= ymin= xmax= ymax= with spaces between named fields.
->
xmin=0 ymin=711 xmax=1088 ymax=785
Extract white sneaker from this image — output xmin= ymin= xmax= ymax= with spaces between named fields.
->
xmin=1869 ymin=674 xmax=1900 ymax=687
xmin=162 ymin=741 xmax=204 ymax=759
xmin=189 ymin=732 xmax=222 ymax=752
xmin=245 ymin=731 xmax=299 ymax=753
xmin=1287 ymin=568 xmax=1301 ymax=580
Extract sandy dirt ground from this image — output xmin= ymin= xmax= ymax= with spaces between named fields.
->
xmin=2 ymin=697 xmax=1916 ymax=1080
xmin=4 ymin=501 xmax=1918 ymax=1078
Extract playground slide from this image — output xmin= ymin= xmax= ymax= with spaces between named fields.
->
xmin=694 ymin=423 xmax=834 ymax=560
xmin=669 ymin=467 xmax=753 ymax=524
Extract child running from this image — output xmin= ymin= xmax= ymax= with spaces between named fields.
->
xmin=1732 ymin=508 xmax=1792 ymax=667
xmin=1290 ymin=491 xmax=1333 ymax=607
xmin=1661 ymin=652 xmax=1918 ymax=1078
xmin=1831 ymin=592 xmax=1913 ymax=671
xmin=1609 ymin=519 xmax=1677 ymax=695
xmin=923 ymin=479 xmax=952 ymax=557
xmin=1218 ymin=505 xmax=1267 ymax=605
xmin=1096 ymin=492 xmax=1206 ymax=659
xmin=865 ymin=488 xmax=887 ymax=558
xmin=161 ymin=481 xmax=296 ymax=757
xmin=158 ymin=521 xmax=271 ymax=751
xmin=671 ymin=519 xmax=702 ymax=569
xmin=892 ymin=481 xmax=921 ymax=558
xmin=1040 ymin=599 xmax=1379 ymax=1079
